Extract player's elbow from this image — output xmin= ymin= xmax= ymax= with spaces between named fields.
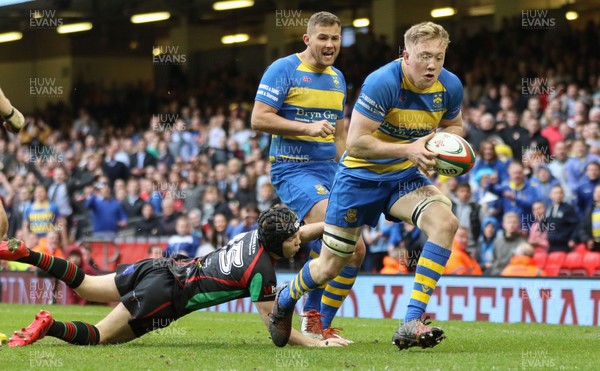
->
xmin=250 ymin=111 xmax=265 ymax=131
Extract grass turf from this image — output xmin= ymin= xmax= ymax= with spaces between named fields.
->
xmin=0 ymin=303 xmax=596 ymax=370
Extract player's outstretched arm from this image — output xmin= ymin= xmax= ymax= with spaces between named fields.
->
xmin=0 ymin=87 xmax=25 ymax=134
xmin=251 ymin=101 xmax=334 ymax=138
xmin=254 ymin=301 xmax=349 ymax=347
xmin=346 ymin=109 xmax=437 ymax=173
xmin=0 ymin=199 xmax=8 ymax=239
xmin=299 ymin=222 xmax=324 ymax=243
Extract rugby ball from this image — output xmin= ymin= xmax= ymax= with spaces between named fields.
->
xmin=425 ymin=132 xmax=475 ymax=177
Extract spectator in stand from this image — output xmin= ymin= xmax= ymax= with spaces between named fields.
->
xmin=580 ymin=184 xmax=600 ymax=252
xmin=22 ymin=184 xmax=62 ymax=240
xmin=214 ymin=163 xmax=232 ymax=201
xmin=129 ymin=138 xmax=157 ymax=178
xmin=475 ymin=217 xmax=499 ymax=273
xmin=499 ymin=111 xmax=529 ymax=161
xmin=444 ymin=226 xmax=482 ymax=275
xmin=544 ymin=185 xmax=579 ymax=252
xmin=147 ymin=245 xmax=164 ymax=259
xmin=469 ymin=140 xmax=510 ymax=192
xmin=230 ymin=204 xmax=259 ymax=236
xmin=565 ymin=139 xmax=600 ymax=195
xmin=257 ymin=182 xmax=280 ymax=212
xmin=529 ymin=166 xmax=560 ymax=207
xmin=398 ymin=222 xmax=428 ymax=272
xmin=575 ymin=161 xmax=600 ymax=217
xmin=158 ymin=198 xmax=181 ymax=236
xmin=182 ymin=170 xmax=206 ymax=212
xmin=501 ymin=243 xmax=546 ymax=277
xmin=156 ymin=140 xmax=175 ymax=168
xmin=525 ymin=117 xmax=550 ymax=157
xmin=487 ymin=161 xmax=539 ymax=228
xmin=451 ymin=183 xmax=482 ymax=250
xmin=32 ymin=230 xmax=63 ymax=259
xmin=7 ymin=185 xmax=31 ymax=237
xmin=102 ymin=145 xmax=129 ymax=187
xmin=84 ymin=178 xmax=127 ymax=239
xmin=541 ymin=115 xmax=564 ymax=154
xmin=64 ymin=246 xmax=97 ymax=305
xmin=164 ymin=216 xmax=201 ymax=258
xmin=188 ymin=208 xmax=206 ymax=241
xmin=131 ymin=202 xmax=160 ymax=237
xmin=467 ymin=113 xmax=497 ymax=151
xmin=547 ymin=141 xmax=572 ymax=201
xmin=121 ymin=178 xmax=144 ymax=219
xmin=207 ymin=212 xmax=231 ymax=249
xmin=362 ymin=215 xmax=400 ymax=273
xmin=380 ymin=248 xmax=408 ymax=275
xmin=73 ymin=108 xmax=99 ymax=138
xmin=528 ymin=201 xmax=549 ymax=252
xmin=235 ymin=174 xmax=256 ymax=208
xmin=488 ymin=212 xmax=527 ymax=276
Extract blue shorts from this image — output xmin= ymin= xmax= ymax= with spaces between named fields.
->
xmin=270 ymin=161 xmax=337 ymax=220
xmin=325 ymin=166 xmax=432 ymax=228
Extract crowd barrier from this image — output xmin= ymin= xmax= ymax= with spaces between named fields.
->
xmin=1 ymin=271 xmax=599 ymax=326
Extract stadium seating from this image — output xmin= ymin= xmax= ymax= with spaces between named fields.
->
xmin=582 ymin=252 xmax=600 ymax=277
xmin=533 ymin=251 xmax=547 ymax=269
xmin=561 ymin=252 xmax=586 ymax=277
xmin=544 ymin=251 xmax=567 ymax=277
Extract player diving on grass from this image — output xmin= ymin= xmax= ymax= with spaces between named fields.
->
xmin=252 ymin=11 xmax=365 ymax=342
xmin=269 ymin=22 xmax=464 ymax=350
xmin=0 ymin=204 xmax=349 ymax=348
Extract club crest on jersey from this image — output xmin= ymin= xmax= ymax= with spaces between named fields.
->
xmin=314 ymin=184 xmax=328 ymax=195
xmin=303 ymin=75 xmax=311 ymax=83
xmin=433 ymin=93 xmax=443 ymax=109
xmin=332 ymin=75 xmax=340 ymax=88
xmin=344 ymin=208 xmax=358 ymax=223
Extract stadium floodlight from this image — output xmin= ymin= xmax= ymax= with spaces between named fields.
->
xmin=352 ymin=18 xmax=370 ymax=28
xmin=431 ymin=7 xmax=456 ymax=18
xmin=213 ymin=1 xmax=254 ymax=11
xmin=0 ymin=31 xmax=22 ymax=43
xmin=131 ymin=11 xmax=171 ymax=24
xmin=565 ymin=11 xmax=578 ymax=20
xmin=221 ymin=33 xmax=249 ymax=44
xmin=57 ymin=22 xmax=93 ymax=34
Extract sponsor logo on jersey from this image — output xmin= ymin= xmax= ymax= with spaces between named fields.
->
xmin=264 ymin=285 xmax=277 ymax=296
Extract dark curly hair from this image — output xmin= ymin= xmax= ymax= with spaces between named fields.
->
xmin=257 ymin=206 xmax=300 ymax=257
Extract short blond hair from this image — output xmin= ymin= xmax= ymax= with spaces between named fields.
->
xmin=404 ymin=22 xmax=450 ymax=50
xmin=307 ymin=11 xmax=341 ymax=34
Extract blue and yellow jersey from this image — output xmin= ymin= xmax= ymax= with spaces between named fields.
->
xmin=23 ymin=201 xmax=60 ymax=237
xmin=342 ymin=58 xmax=463 ymax=181
xmin=255 ymin=54 xmax=346 ymax=162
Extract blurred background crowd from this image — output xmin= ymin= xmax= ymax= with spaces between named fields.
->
xmin=0 ymin=19 xmax=599 ymax=280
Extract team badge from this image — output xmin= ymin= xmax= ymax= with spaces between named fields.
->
xmin=314 ymin=185 xmax=328 ymax=195
xmin=344 ymin=208 xmax=358 ymax=223
xmin=433 ymin=93 xmax=443 ymax=109
xmin=303 ymin=75 xmax=311 ymax=83
xmin=421 ymin=284 xmax=432 ymax=293
xmin=332 ymin=75 xmax=340 ymax=88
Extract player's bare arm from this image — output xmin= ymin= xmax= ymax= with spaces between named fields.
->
xmin=346 ymin=109 xmax=437 ymax=173
xmin=438 ymin=111 xmax=464 ymax=135
xmin=299 ymin=222 xmax=324 ymax=242
xmin=0 ymin=87 xmax=25 ymax=134
xmin=334 ymin=118 xmax=347 ymax=161
xmin=251 ymin=101 xmax=334 ymax=138
xmin=254 ymin=301 xmax=348 ymax=347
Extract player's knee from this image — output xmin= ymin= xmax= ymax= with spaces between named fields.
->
xmin=322 ymin=226 xmax=358 ymax=258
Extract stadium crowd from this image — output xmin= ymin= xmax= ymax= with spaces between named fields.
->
xmin=0 ymin=18 xmax=599 ymax=279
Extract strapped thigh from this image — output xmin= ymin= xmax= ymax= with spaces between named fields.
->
xmin=410 ymin=194 xmax=452 ymax=229
xmin=322 ymin=226 xmax=359 ymax=258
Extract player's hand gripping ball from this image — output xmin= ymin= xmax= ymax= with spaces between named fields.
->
xmin=425 ymin=132 xmax=475 ymax=177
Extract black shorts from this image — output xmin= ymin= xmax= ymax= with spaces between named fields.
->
xmin=114 ymin=258 xmax=186 ymax=337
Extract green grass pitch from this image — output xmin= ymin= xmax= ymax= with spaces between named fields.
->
xmin=0 ymin=303 xmax=597 ymax=370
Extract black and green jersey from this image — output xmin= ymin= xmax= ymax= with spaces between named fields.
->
xmin=168 ymin=230 xmax=278 ymax=312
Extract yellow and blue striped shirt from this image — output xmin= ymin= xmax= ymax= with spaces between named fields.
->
xmin=342 ymin=58 xmax=463 ymax=180
xmin=255 ymin=54 xmax=346 ymax=162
